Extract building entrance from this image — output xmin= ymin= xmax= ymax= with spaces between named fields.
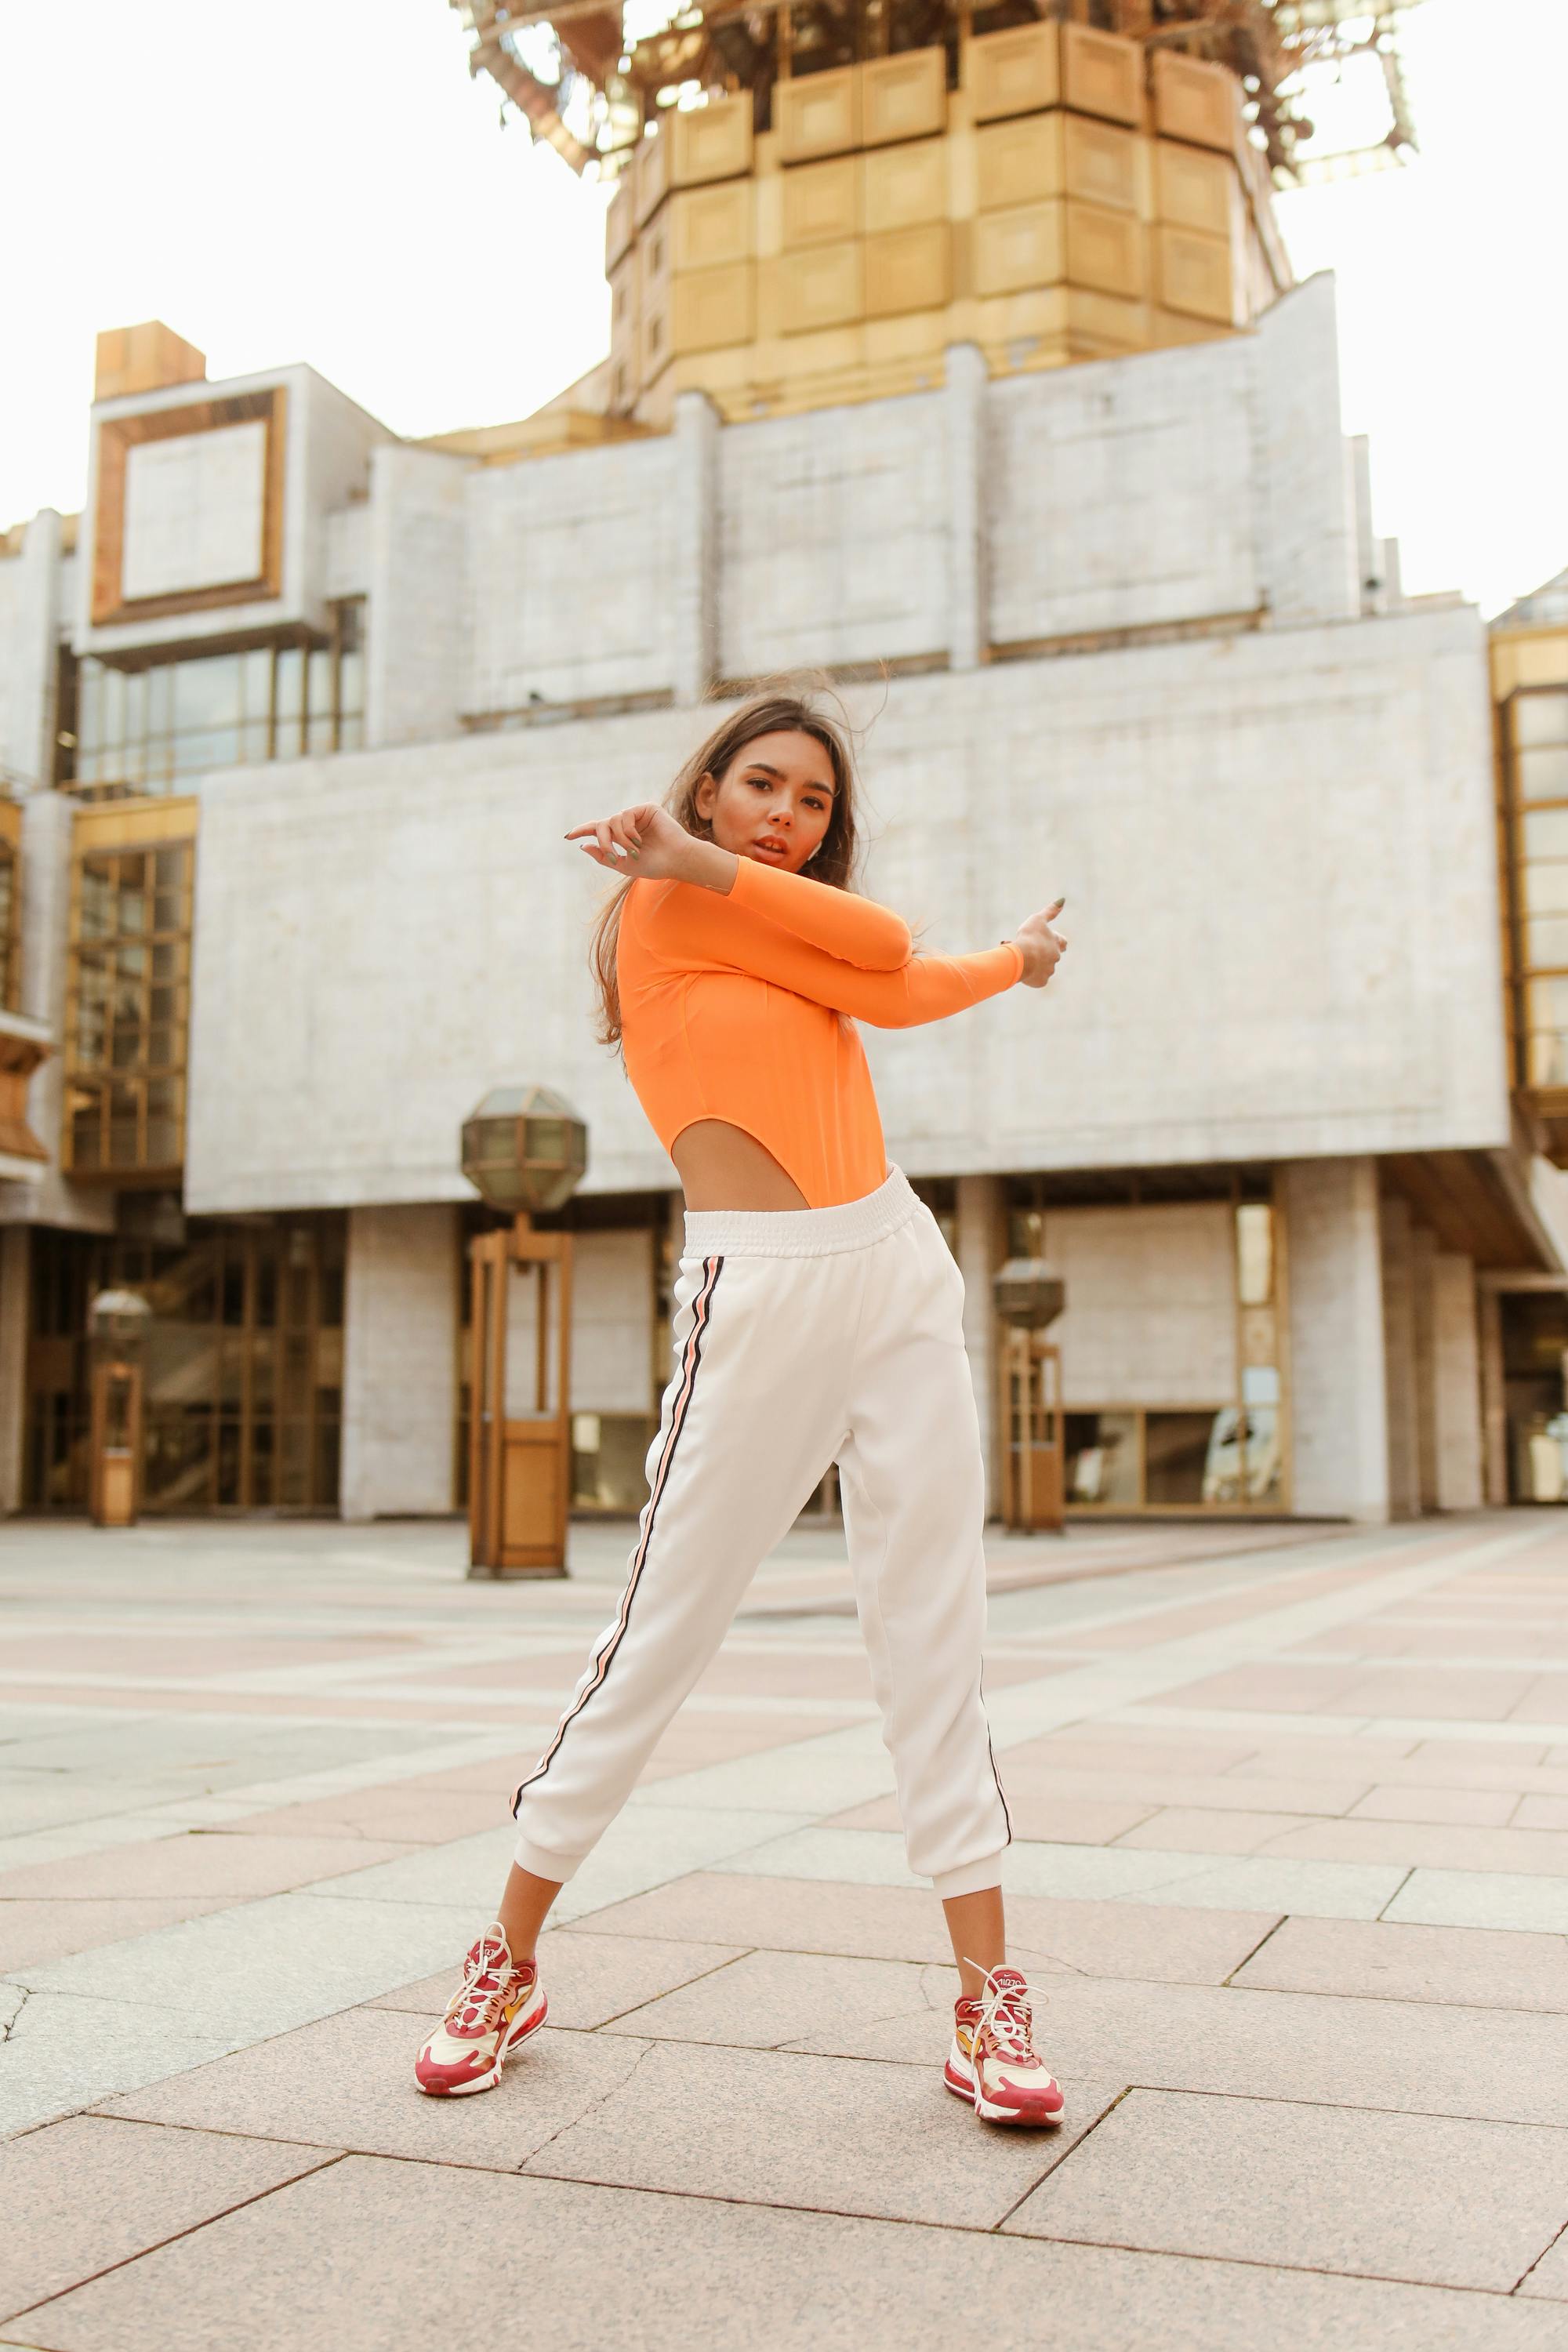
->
xmin=24 ymin=1213 xmax=345 ymax=1513
xmin=1500 ymin=1290 xmax=1568 ymax=1504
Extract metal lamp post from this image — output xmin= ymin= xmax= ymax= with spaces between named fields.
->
xmin=461 ymin=1086 xmax=589 ymax=1577
xmin=87 ymin=1287 xmax=151 ymax=1528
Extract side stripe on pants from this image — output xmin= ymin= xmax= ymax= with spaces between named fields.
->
xmin=512 ymin=1254 xmax=724 ymax=1813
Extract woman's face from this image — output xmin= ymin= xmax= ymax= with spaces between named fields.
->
xmin=694 ymin=728 xmax=837 ymax=877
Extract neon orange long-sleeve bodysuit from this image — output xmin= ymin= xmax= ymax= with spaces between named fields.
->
xmin=618 ymin=855 xmax=1025 ymax=1208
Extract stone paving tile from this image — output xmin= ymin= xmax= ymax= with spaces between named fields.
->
xmin=1112 ymin=1806 xmax=1322 ymax=1854
xmin=1348 ymin=1784 xmax=1519 ymax=1826
xmin=9 ymin=1893 xmax=499 ymax=2050
xmin=625 ymin=1744 xmax=898 ymax=1819
xmin=1512 ymin=1675 xmax=1568 ymax=1721
xmin=1519 ymin=2228 xmax=1568 ymax=2302
xmin=0 ymin=1833 xmax=416 ymax=1906
xmin=1157 ymin=1664 xmax=1364 ymax=1715
xmin=1385 ymin=1868 xmax=1568 ymax=1936
xmin=368 ymin=1927 xmax=746 ymax=2030
xmin=1255 ymin=1817 xmax=1568 ymax=1875
xmin=1515 ymin=1795 xmax=1568 ymax=1829
xmin=0 ymin=2114 xmax=336 ymax=2324
xmin=1230 ymin=1916 xmax=1568 ymax=2013
xmin=829 ymin=1791 xmax=1158 ymax=1844
xmin=0 ymin=1898 xmax=237 ymax=1974
xmin=601 ymin=1947 xmax=946 ymax=2050
xmin=103 ymin=2005 xmax=648 ymax=2171
xmin=572 ymin=1871 xmax=1277 ymax=1986
xmin=222 ymin=1790 xmax=508 ymax=1845
xmin=0 ymin=1991 xmax=237 ymax=2140
xmin=787 ymin=1972 xmax=1568 ymax=2129
xmin=1330 ymin=1671 xmax=1541 ymax=1721
xmin=521 ymin=2037 xmax=1089 ymax=2226
xmin=1000 ymin=1733 xmax=1261 ymax=1776
xmin=22 ymin=2155 xmax=1562 ymax=2352
xmin=1004 ymin=2088 xmax=1568 ymax=2291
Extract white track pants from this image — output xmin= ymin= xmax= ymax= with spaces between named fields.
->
xmin=511 ymin=1167 xmax=1011 ymax=1900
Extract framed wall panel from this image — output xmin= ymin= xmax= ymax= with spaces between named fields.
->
xmin=91 ymin=390 xmax=287 ymax=630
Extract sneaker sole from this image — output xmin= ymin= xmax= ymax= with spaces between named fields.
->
xmin=416 ymin=1990 xmax=548 ymax=2098
xmin=945 ymin=2059 xmax=1064 ymax=2129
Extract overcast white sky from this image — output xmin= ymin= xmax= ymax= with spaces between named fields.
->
xmin=1 ymin=0 xmax=1560 ymax=615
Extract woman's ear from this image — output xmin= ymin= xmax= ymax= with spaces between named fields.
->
xmin=692 ymin=770 xmax=718 ymax=822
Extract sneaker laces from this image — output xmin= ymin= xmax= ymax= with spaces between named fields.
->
xmin=965 ymin=1963 xmax=1035 ymax=2065
xmin=445 ymin=1925 xmax=524 ymax=2034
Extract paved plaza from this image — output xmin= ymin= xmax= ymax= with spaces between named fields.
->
xmin=2 ymin=1510 xmax=1568 ymax=2347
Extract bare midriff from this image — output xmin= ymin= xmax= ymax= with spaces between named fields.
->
xmin=671 ymin=1119 xmax=815 ymax=1212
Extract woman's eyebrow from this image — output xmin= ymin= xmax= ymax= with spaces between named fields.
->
xmin=746 ymin=760 xmax=837 ymax=796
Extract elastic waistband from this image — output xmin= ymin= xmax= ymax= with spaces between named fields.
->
xmin=682 ymin=1166 xmax=922 ymax=1260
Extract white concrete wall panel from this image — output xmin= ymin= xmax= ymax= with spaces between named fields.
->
xmin=1047 ymin=1202 xmax=1237 ymax=1406
xmin=1283 ymin=1157 xmax=1388 ymax=1522
xmin=186 ymin=601 xmax=1504 ymax=1216
xmin=465 ymin=438 xmax=679 ymax=714
xmin=0 ymin=513 xmax=61 ymax=795
xmin=716 ymin=394 xmax=949 ymax=680
xmin=571 ymin=1227 xmax=655 ymax=1414
xmin=987 ymin=342 xmax=1260 ymax=646
xmin=341 ymin=1202 xmax=458 ymax=1519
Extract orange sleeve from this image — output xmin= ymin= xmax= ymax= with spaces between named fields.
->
xmin=634 ymin=874 xmax=1023 ymax=1029
xmin=717 ymin=856 xmax=913 ymax=969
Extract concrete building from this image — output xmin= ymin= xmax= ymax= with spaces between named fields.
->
xmin=3 ymin=28 xmax=1567 ymax=1530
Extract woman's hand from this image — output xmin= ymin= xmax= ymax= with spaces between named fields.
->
xmin=564 ymin=804 xmax=735 ymax=892
xmin=1010 ymin=898 xmax=1067 ymax=989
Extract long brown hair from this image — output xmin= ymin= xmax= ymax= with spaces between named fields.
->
xmin=587 ymin=688 xmax=864 ymax=1048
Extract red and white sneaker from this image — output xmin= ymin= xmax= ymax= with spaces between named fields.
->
xmin=413 ymin=1923 xmax=546 ymax=2097
xmin=946 ymin=1965 xmax=1065 ymax=2128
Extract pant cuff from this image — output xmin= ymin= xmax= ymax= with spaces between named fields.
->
xmin=931 ymin=1852 xmax=1006 ymax=1902
xmin=513 ymin=1832 xmax=587 ymax=1886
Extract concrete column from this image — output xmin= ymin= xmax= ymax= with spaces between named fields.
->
xmin=1280 ymin=1157 xmax=1389 ymax=1521
xmin=1432 ymin=1253 xmax=1484 ymax=1512
xmin=364 ymin=446 xmax=470 ymax=748
xmin=0 ymin=1225 xmax=29 ymax=1513
xmin=1477 ymin=1281 xmax=1509 ymax=1505
xmin=672 ymin=391 xmax=720 ymax=706
xmin=1409 ymin=1221 xmax=1439 ymax=1513
xmin=1380 ymin=1194 xmax=1420 ymax=1520
xmin=955 ymin=1171 xmax=1004 ymax=1511
xmin=1 ymin=510 xmax=62 ymax=795
xmin=944 ymin=343 xmax=988 ymax=673
xmin=341 ymin=1202 xmax=460 ymax=1519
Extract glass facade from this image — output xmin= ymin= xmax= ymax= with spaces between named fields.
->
xmin=64 ymin=839 xmax=194 ymax=1178
xmin=1014 ymin=1178 xmax=1287 ymax=1513
xmin=25 ymin=1215 xmax=346 ymax=1514
xmin=1507 ymin=689 xmax=1568 ymax=1087
xmin=62 ymin=601 xmax=365 ymax=793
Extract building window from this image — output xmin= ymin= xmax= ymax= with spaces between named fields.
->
xmin=0 ymin=810 xmax=18 ymax=1012
xmin=1507 ymin=689 xmax=1568 ymax=1089
xmin=64 ymin=837 xmax=194 ymax=1178
xmin=60 ymin=599 xmax=366 ymax=793
xmin=24 ymin=1214 xmax=345 ymax=1513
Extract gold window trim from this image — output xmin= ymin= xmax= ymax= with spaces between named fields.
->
xmin=91 ymin=387 xmax=288 ymax=629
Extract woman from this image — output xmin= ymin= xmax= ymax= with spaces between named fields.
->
xmin=415 ymin=690 xmax=1068 ymax=2126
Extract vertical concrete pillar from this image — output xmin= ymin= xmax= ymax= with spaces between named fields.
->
xmin=1409 ymin=1221 xmax=1439 ymax=1513
xmin=364 ymin=447 xmax=470 ymax=749
xmin=944 ymin=343 xmax=988 ymax=673
xmin=1280 ymin=1157 xmax=1389 ymax=1521
xmin=955 ymin=1171 xmax=1004 ymax=1510
xmin=1380 ymin=1194 xmax=1420 ymax=1520
xmin=16 ymin=791 xmax=112 ymax=1236
xmin=1432 ymin=1253 xmax=1484 ymax=1512
xmin=673 ymin=391 xmax=720 ymax=706
xmin=0 ymin=1225 xmax=29 ymax=1514
xmin=1477 ymin=1281 xmax=1509 ymax=1505
xmin=341 ymin=1202 xmax=461 ymax=1519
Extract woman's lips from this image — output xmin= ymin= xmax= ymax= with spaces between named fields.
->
xmin=752 ymin=838 xmax=790 ymax=859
